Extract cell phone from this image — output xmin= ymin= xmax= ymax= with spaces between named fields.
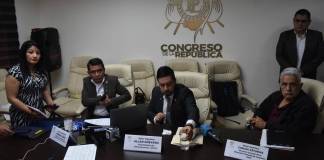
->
xmin=45 ymin=104 xmax=59 ymax=110
xmin=100 ymin=95 xmax=107 ymax=101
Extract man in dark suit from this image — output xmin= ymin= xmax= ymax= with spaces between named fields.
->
xmin=147 ymin=66 xmax=199 ymax=139
xmin=276 ymin=9 xmax=323 ymax=79
xmin=81 ymin=58 xmax=131 ymax=118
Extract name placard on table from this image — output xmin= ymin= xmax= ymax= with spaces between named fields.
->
xmin=50 ymin=126 xmax=70 ymax=147
xmin=224 ymin=139 xmax=269 ymax=160
xmin=123 ymin=134 xmax=162 ymax=153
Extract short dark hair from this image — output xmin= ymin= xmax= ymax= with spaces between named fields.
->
xmin=156 ymin=66 xmax=176 ymax=81
xmin=295 ymin=9 xmax=311 ymax=21
xmin=87 ymin=58 xmax=105 ymax=71
xmin=19 ymin=40 xmax=45 ymax=77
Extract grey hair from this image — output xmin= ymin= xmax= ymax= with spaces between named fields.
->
xmin=280 ymin=67 xmax=302 ymax=82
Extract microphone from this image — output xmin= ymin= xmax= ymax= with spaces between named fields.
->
xmin=200 ymin=124 xmax=222 ymax=144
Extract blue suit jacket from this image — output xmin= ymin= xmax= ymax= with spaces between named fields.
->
xmin=147 ymin=84 xmax=200 ymax=130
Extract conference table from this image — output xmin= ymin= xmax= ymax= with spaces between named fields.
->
xmin=0 ymin=124 xmax=324 ymax=160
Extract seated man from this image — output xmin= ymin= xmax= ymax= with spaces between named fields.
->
xmin=147 ymin=66 xmax=200 ymax=139
xmin=250 ymin=67 xmax=318 ymax=133
xmin=81 ymin=58 xmax=131 ymax=118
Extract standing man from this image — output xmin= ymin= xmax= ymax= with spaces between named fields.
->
xmin=147 ymin=66 xmax=199 ymax=139
xmin=81 ymin=58 xmax=131 ymax=118
xmin=276 ymin=9 xmax=323 ymax=79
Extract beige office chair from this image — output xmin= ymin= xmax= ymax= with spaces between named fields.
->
xmin=206 ymin=60 xmax=257 ymax=129
xmin=0 ymin=69 xmax=8 ymax=106
xmin=122 ymin=59 xmax=155 ymax=101
xmin=0 ymin=69 xmax=10 ymax=119
xmin=174 ymin=71 xmax=211 ymax=124
xmin=53 ymin=56 xmax=93 ymax=117
xmin=105 ymin=64 xmax=134 ymax=107
xmin=301 ymin=78 xmax=324 ymax=133
xmin=166 ymin=58 xmax=200 ymax=72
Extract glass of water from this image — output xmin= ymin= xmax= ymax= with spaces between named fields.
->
xmin=179 ymin=132 xmax=190 ymax=151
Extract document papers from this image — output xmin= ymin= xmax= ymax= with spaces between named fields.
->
xmin=64 ymin=144 xmax=97 ymax=160
xmin=260 ymin=129 xmax=295 ymax=151
xmin=84 ymin=118 xmax=110 ymax=126
xmin=171 ymin=127 xmax=203 ymax=146
xmin=27 ymin=105 xmax=49 ymax=118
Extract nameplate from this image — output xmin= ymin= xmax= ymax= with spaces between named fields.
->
xmin=123 ymin=134 xmax=162 ymax=153
xmin=224 ymin=139 xmax=269 ymax=160
xmin=50 ymin=126 xmax=70 ymax=147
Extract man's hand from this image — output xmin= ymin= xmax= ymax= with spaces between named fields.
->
xmin=154 ymin=112 xmax=165 ymax=123
xmin=0 ymin=123 xmax=13 ymax=137
xmin=99 ymin=95 xmax=112 ymax=107
xmin=250 ymin=116 xmax=266 ymax=129
xmin=180 ymin=125 xmax=194 ymax=140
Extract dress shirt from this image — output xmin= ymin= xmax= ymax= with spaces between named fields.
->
xmin=91 ymin=77 xmax=109 ymax=116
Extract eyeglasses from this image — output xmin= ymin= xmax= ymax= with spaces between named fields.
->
xmin=280 ymin=82 xmax=299 ymax=89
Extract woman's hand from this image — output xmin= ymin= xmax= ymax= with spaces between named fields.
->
xmin=45 ymin=104 xmax=59 ymax=113
xmin=27 ymin=109 xmax=41 ymax=119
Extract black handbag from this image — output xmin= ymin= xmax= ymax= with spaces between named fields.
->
xmin=210 ymin=81 xmax=244 ymax=116
xmin=134 ymin=87 xmax=147 ymax=104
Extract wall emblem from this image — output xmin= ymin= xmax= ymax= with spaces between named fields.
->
xmin=164 ymin=0 xmax=224 ymax=42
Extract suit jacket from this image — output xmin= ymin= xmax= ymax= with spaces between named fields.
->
xmin=254 ymin=90 xmax=318 ymax=133
xmin=276 ymin=29 xmax=323 ymax=79
xmin=147 ymin=84 xmax=200 ymax=131
xmin=81 ymin=74 xmax=131 ymax=118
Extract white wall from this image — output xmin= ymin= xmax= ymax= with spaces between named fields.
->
xmin=15 ymin=0 xmax=40 ymax=44
xmin=15 ymin=0 xmax=324 ymax=102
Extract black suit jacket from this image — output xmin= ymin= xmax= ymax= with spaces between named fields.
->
xmin=147 ymin=84 xmax=200 ymax=131
xmin=254 ymin=90 xmax=318 ymax=133
xmin=276 ymin=29 xmax=323 ymax=79
xmin=81 ymin=74 xmax=131 ymax=118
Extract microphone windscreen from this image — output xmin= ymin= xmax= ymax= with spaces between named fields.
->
xmin=200 ymin=124 xmax=212 ymax=136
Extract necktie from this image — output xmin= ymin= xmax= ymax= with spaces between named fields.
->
xmin=165 ymin=95 xmax=172 ymax=125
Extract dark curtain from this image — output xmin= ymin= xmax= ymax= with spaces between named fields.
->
xmin=0 ymin=0 xmax=19 ymax=68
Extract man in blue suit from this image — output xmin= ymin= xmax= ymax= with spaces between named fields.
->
xmin=147 ymin=66 xmax=199 ymax=139
xmin=276 ymin=9 xmax=323 ymax=79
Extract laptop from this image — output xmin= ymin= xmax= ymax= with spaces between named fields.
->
xmin=110 ymin=104 xmax=147 ymax=132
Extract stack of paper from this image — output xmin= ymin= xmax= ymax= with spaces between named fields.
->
xmin=171 ymin=127 xmax=203 ymax=146
xmin=260 ymin=129 xmax=295 ymax=151
xmin=64 ymin=144 xmax=97 ymax=160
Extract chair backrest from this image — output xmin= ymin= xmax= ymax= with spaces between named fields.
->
xmin=122 ymin=59 xmax=155 ymax=100
xmin=0 ymin=69 xmax=8 ymax=104
xmin=317 ymin=62 xmax=324 ymax=82
xmin=174 ymin=71 xmax=210 ymax=123
xmin=301 ymin=78 xmax=324 ymax=133
xmin=68 ymin=56 xmax=93 ymax=99
xmin=105 ymin=64 xmax=134 ymax=107
xmin=166 ymin=58 xmax=199 ymax=72
xmin=206 ymin=60 xmax=243 ymax=96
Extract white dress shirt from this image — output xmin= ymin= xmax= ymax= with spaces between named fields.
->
xmin=295 ymin=31 xmax=306 ymax=69
xmin=91 ymin=78 xmax=109 ymax=116
xmin=154 ymin=94 xmax=196 ymax=127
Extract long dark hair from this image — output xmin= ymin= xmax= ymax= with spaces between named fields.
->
xmin=19 ymin=40 xmax=46 ymax=78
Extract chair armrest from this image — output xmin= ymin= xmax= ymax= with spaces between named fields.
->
xmin=52 ymin=86 xmax=69 ymax=99
xmin=240 ymin=94 xmax=258 ymax=110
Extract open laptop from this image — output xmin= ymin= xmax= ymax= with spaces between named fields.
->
xmin=110 ymin=104 xmax=147 ymax=132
